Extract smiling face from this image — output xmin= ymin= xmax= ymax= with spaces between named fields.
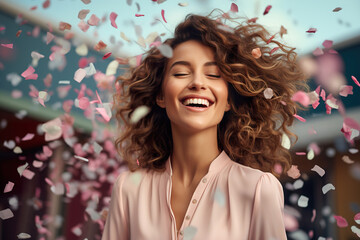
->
xmin=156 ymin=40 xmax=230 ymax=134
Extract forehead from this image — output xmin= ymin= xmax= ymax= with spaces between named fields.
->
xmin=167 ymin=40 xmax=216 ymax=67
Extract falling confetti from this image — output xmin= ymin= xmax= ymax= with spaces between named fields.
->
xmin=322 ymin=40 xmax=333 ymax=48
xmin=74 ymin=68 xmax=87 ymax=83
xmin=298 ymin=195 xmax=309 ymax=208
xmin=307 ymin=149 xmax=314 ymax=160
xmin=355 ymin=213 xmax=360 ymax=224
xmin=333 ymin=7 xmax=342 ymax=12
xmin=178 ymin=2 xmax=188 ymax=7
xmin=339 ymin=85 xmax=353 ymax=97
xmin=130 ymin=106 xmax=150 ymax=124
xmin=281 ymin=133 xmax=291 ymax=150
xmin=161 ymin=9 xmax=167 ymax=23
xmin=41 ymin=118 xmax=62 ymax=141
xmin=0 ymin=208 xmax=14 ymax=220
xmin=251 ymin=48 xmax=261 ymax=59
xmin=87 ymin=14 xmax=100 ymax=26
xmin=230 ymin=3 xmax=238 ymax=12
xmin=74 ymin=155 xmax=89 ymax=162
xmin=280 ymin=25 xmax=287 ymax=38
xmin=4 ymin=181 xmax=15 ymax=193
xmin=17 ymin=233 xmax=31 ymax=239
xmin=17 ymin=162 xmax=29 ymax=176
xmin=322 ymin=183 xmax=335 ymax=194
xmin=342 ymin=155 xmax=355 ymax=164
xmin=263 ymin=5 xmax=272 ymax=15
xmin=1 ymin=43 xmax=13 ymax=49
xmin=135 ymin=14 xmax=145 ymax=17
xmin=287 ymin=165 xmax=301 ymax=179
xmin=306 ymin=28 xmax=317 ymax=33
xmin=103 ymin=52 xmax=112 ymax=60
xmin=94 ymin=40 xmax=107 ymax=51
xmin=78 ymin=9 xmax=90 ymax=20
xmin=311 ymin=165 xmax=325 ymax=177
xmin=59 ymin=21 xmax=71 ymax=31
xmin=351 ymin=76 xmax=360 ymax=87
xmin=263 ymin=88 xmax=273 ymax=99
xmin=293 ymin=114 xmax=306 ymax=122
xmin=157 ymin=44 xmax=173 ymax=58
xmin=110 ymin=12 xmax=118 ymax=28
xmin=22 ymin=133 xmax=35 ymax=141
xmin=291 ymin=91 xmax=310 ymax=106
xmin=46 ymin=32 xmax=54 ymax=44
xmin=333 ymin=215 xmax=348 ymax=227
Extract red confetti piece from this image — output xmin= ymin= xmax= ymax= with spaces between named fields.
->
xmin=30 ymin=6 xmax=37 ymax=11
xmin=21 ymin=66 xmax=35 ymax=78
xmin=333 ymin=215 xmax=348 ymax=228
xmin=339 ymin=85 xmax=353 ymax=97
xmin=320 ymin=89 xmax=326 ymax=101
xmin=295 ymin=152 xmax=306 ymax=155
xmin=352 ymin=76 xmax=360 ymax=87
xmin=312 ymin=47 xmax=324 ymax=56
xmin=78 ymin=9 xmax=90 ymax=20
xmin=94 ymin=40 xmax=107 ymax=51
xmin=1 ymin=43 xmax=13 ymax=49
xmin=59 ymin=21 xmax=71 ymax=31
xmin=103 ymin=52 xmax=111 ymax=59
xmin=230 ymin=3 xmax=238 ymax=12
xmin=135 ymin=14 xmax=145 ymax=17
xmin=306 ymin=28 xmax=317 ymax=33
xmin=266 ymin=34 xmax=275 ymax=44
xmin=78 ymin=20 xmax=90 ymax=32
xmin=0 ymin=27 xmax=5 ymax=31
xmin=270 ymin=47 xmax=279 ymax=55
xmin=42 ymin=0 xmax=50 ymax=9
xmin=344 ymin=117 xmax=360 ymax=131
xmin=322 ymin=40 xmax=333 ymax=48
xmin=16 ymin=30 xmax=22 ymax=37
xmin=263 ymin=5 xmax=272 ymax=15
xmin=333 ymin=7 xmax=342 ymax=12
xmin=161 ymin=9 xmax=167 ymax=23
xmin=110 ymin=12 xmax=118 ymax=28
xmin=294 ymin=114 xmax=306 ymax=122
xmin=87 ymin=14 xmax=100 ymax=26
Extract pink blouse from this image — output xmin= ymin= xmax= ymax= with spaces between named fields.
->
xmin=102 ymin=151 xmax=287 ymax=240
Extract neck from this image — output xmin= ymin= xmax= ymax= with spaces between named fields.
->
xmin=170 ymin=125 xmax=220 ymax=188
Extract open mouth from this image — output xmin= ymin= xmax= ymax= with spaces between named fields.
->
xmin=181 ymin=98 xmax=214 ymax=108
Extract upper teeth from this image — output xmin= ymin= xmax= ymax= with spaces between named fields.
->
xmin=183 ymin=98 xmax=210 ymax=107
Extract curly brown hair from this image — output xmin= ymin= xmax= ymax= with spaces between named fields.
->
xmin=114 ymin=10 xmax=308 ymax=177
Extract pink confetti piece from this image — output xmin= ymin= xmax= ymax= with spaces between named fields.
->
xmin=342 ymin=155 xmax=355 ymax=164
xmin=344 ymin=117 xmax=360 ymax=130
xmin=247 ymin=17 xmax=258 ymax=23
xmin=22 ymin=133 xmax=35 ymax=141
xmin=4 ymin=181 xmax=14 ymax=193
xmin=266 ymin=34 xmax=275 ymax=44
xmin=87 ymin=14 xmax=100 ymax=26
xmin=110 ymin=12 xmax=118 ymax=28
xmin=161 ymin=9 xmax=167 ymax=23
xmin=63 ymin=100 xmax=73 ymax=113
xmin=0 ymin=26 xmax=5 ymax=31
xmin=320 ymin=89 xmax=326 ymax=101
xmin=33 ymin=160 xmax=43 ymax=168
xmin=313 ymin=47 xmax=324 ymax=56
xmin=96 ymin=108 xmax=111 ymax=122
xmin=306 ymin=28 xmax=317 ymax=33
xmin=339 ymin=85 xmax=353 ymax=97
xmin=45 ymin=178 xmax=53 ymax=186
xmin=311 ymin=209 xmax=316 ymax=222
xmin=78 ymin=97 xmax=90 ymax=109
xmin=42 ymin=118 xmax=62 ymax=141
xmin=0 ymin=208 xmax=14 ymax=220
xmin=21 ymin=66 xmax=35 ymax=78
xmin=78 ymin=9 xmax=90 ymax=19
xmin=25 ymin=73 xmax=38 ymax=80
xmin=270 ymin=47 xmax=279 ymax=55
xmin=333 ymin=7 xmax=342 ymax=12
xmin=322 ymin=183 xmax=335 ymax=194
xmin=16 ymin=30 xmax=22 ymax=37
xmin=333 ymin=215 xmax=348 ymax=227
xmin=263 ymin=5 xmax=272 ymax=15
xmin=1 ymin=43 xmax=13 ymax=49
xmin=30 ymin=6 xmax=37 ymax=11
xmin=17 ymin=162 xmax=29 ymax=176
xmin=43 ymin=145 xmax=53 ymax=157
xmin=46 ymin=32 xmax=54 ymax=44
xmin=78 ymin=20 xmax=90 ymax=32
xmin=296 ymin=152 xmax=306 ymax=155
xmin=322 ymin=40 xmax=333 ymax=48
xmin=311 ymin=165 xmax=325 ymax=177
xmin=230 ymin=3 xmax=238 ymax=12
xmin=251 ymin=48 xmax=261 ymax=59
xmin=352 ymin=76 xmax=360 ymax=87
xmin=11 ymin=89 xmax=22 ymax=98
xmin=294 ymin=114 xmax=306 ymax=122
xmin=59 ymin=21 xmax=71 ymax=31
xmin=23 ymin=169 xmax=35 ymax=180
xmin=74 ymin=68 xmax=87 ymax=83
xmin=94 ymin=40 xmax=107 ymax=51
xmin=355 ymin=213 xmax=360 ymax=224
xmin=103 ymin=52 xmax=111 ymax=60
xmin=291 ymin=91 xmax=310 ymax=106
xmin=287 ymin=165 xmax=301 ymax=179
xmin=135 ymin=14 xmax=145 ymax=17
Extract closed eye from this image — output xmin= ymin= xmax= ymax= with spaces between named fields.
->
xmin=173 ymin=73 xmax=189 ymax=77
xmin=207 ymin=74 xmax=221 ymax=78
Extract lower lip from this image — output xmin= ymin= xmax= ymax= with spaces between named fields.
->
xmin=181 ymin=103 xmax=211 ymax=112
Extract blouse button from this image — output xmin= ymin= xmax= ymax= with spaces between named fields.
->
xmin=185 ymin=215 xmax=190 ymax=220
xmin=192 ymin=199 xmax=197 ymax=204
xmin=202 ymin=178 xmax=207 ymax=183
xmin=179 ymin=231 xmax=183 ymax=236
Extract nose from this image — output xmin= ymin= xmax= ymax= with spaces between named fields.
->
xmin=188 ymin=72 xmax=206 ymax=90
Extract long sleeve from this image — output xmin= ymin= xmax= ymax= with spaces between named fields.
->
xmin=102 ymin=172 xmax=129 ymax=240
xmin=248 ymin=172 xmax=287 ymax=240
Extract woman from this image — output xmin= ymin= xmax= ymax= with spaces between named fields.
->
xmin=102 ymin=11 xmax=306 ymax=240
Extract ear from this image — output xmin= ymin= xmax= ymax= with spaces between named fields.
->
xmin=225 ymin=100 xmax=231 ymax=112
xmin=156 ymin=94 xmax=166 ymax=108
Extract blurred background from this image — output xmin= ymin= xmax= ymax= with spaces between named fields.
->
xmin=0 ymin=0 xmax=359 ymax=239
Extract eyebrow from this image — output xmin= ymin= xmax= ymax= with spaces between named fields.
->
xmin=169 ymin=61 xmax=217 ymax=70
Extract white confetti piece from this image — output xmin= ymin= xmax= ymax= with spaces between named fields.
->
xmin=293 ymin=179 xmax=304 ymax=190
xmin=72 ymin=225 xmax=82 ymax=236
xmin=3 ymin=140 xmax=15 ymax=149
xmin=74 ymin=68 xmax=87 ymax=83
xmin=263 ymin=88 xmax=274 ymax=99
xmin=342 ymin=155 xmax=354 ymax=164
xmin=74 ymin=155 xmax=89 ymax=162
xmin=183 ymin=226 xmax=197 ymax=240
xmin=15 ymin=110 xmax=27 ymax=119
xmin=106 ymin=60 xmax=119 ymax=76
xmin=355 ymin=213 xmax=360 ymax=224
xmin=50 ymin=183 xmax=65 ymax=195
xmin=0 ymin=208 xmax=14 ymax=220
xmin=318 ymin=237 xmax=326 ymax=240
xmin=311 ymin=165 xmax=325 ymax=177
xmin=307 ymin=149 xmax=314 ymax=160
xmin=17 ymin=162 xmax=28 ymax=176
xmin=297 ymin=195 xmax=309 ymax=208
xmin=85 ymin=207 xmax=101 ymax=221
xmin=33 ymin=160 xmax=43 ymax=168
xmin=17 ymin=233 xmax=31 ymax=239
xmin=58 ymin=80 xmax=70 ymax=84
xmin=31 ymin=51 xmax=44 ymax=67
xmin=6 ymin=73 xmax=22 ymax=86
xmin=351 ymin=129 xmax=359 ymax=140
xmin=289 ymin=230 xmax=309 ymax=240
xmin=322 ymin=183 xmax=335 ymax=194
xmin=351 ymin=226 xmax=360 ymax=237
xmin=281 ymin=133 xmax=291 ymax=149
xmin=214 ymin=188 xmax=225 ymax=207
xmin=75 ymin=43 xmax=88 ymax=56
xmin=42 ymin=118 xmax=62 ymax=141
xmin=349 ymin=148 xmax=359 ymax=154
xmin=84 ymin=63 xmax=96 ymax=76
xmin=93 ymin=142 xmax=103 ymax=154
xmin=178 ymin=2 xmax=188 ymax=7
xmin=130 ymin=105 xmax=150 ymax=124
xmin=9 ymin=196 xmax=18 ymax=210
xmin=4 ymin=181 xmax=14 ymax=193
xmin=325 ymin=99 xmax=339 ymax=109
xmin=157 ymin=44 xmax=173 ymax=58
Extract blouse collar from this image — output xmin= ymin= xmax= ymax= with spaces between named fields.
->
xmin=165 ymin=150 xmax=232 ymax=177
